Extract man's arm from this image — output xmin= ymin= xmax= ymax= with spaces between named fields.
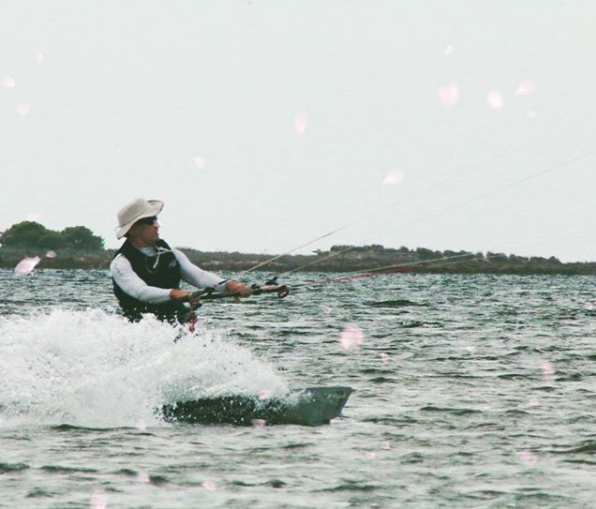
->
xmin=174 ymin=250 xmax=252 ymax=297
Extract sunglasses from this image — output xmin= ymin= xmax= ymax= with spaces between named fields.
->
xmin=135 ymin=216 xmax=159 ymax=227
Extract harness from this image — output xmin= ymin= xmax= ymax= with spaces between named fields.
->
xmin=113 ymin=239 xmax=185 ymax=323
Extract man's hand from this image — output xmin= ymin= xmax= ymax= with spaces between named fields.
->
xmin=170 ymin=289 xmax=202 ymax=308
xmin=225 ymin=280 xmax=253 ymax=298
xmin=170 ymin=289 xmax=191 ymax=301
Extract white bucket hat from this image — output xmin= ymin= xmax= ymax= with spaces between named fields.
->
xmin=116 ymin=198 xmax=164 ymax=239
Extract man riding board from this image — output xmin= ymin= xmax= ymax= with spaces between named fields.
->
xmin=110 ymin=198 xmax=252 ymax=323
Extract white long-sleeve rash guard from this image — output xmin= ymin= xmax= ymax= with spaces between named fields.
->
xmin=110 ymin=246 xmax=227 ymax=305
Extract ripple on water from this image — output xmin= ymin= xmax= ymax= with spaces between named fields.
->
xmin=0 ymin=462 xmax=30 ymax=474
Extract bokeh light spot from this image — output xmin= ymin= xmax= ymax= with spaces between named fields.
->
xmin=515 ymin=81 xmax=536 ymax=96
xmin=137 ymin=472 xmax=150 ymax=484
xmin=17 ymin=103 xmax=31 ymax=116
xmin=438 ymin=82 xmax=460 ymax=108
xmin=540 ymin=360 xmax=555 ymax=382
xmin=443 ymin=45 xmax=455 ymax=56
xmin=295 ymin=111 xmax=308 ymax=135
xmin=486 ymin=90 xmax=504 ymax=109
xmin=91 ymin=491 xmax=109 ymax=509
xmin=340 ymin=324 xmax=364 ymax=351
xmin=2 ymin=76 xmax=16 ymax=88
xmin=193 ymin=156 xmax=206 ymax=169
xmin=517 ymin=450 xmax=538 ymax=467
xmin=382 ymin=170 xmax=405 ymax=186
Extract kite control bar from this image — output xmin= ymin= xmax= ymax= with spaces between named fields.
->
xmin=184 ymin=277 xmax=290 ymax=308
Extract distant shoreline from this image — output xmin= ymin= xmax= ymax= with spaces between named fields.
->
xmin=2 ymin=245 xmax=596 ymax=275
xmin=3 ymin=222 xmax=593 ymax=275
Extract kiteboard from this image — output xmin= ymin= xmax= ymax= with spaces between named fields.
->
xmin=159 ymin=386 xmax=352 ymax=426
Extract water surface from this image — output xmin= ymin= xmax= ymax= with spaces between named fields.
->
xmin=1 ymin=269 xmax=596 ymax=508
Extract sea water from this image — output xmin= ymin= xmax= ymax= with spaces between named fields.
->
xmin=1 ymin=269 xmax=596 ymax=508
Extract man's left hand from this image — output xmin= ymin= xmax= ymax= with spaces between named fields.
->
xmin=225 ymin=280 xmax=253 ymax=297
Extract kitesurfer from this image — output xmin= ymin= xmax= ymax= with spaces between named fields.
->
xmin=110 ymin=198 xmax=252 ymax=323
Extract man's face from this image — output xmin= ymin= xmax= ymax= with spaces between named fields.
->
xmin=129 ymin=216 xmax=160 ymax=245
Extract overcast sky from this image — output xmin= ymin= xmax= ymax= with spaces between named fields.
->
xmin=1 ymin=1 xmax=594 ymax=262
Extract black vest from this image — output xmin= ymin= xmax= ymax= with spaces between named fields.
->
xmin=113 ymin=239 xmax=184 ymax=322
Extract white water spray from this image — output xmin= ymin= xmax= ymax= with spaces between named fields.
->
xmin=0 ymin=309 xmax=288 ymax=428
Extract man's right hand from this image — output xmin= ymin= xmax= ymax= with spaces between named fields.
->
xmin=170 ymin=289 xmax=202 ymax=308
xmin=170 ymin=289 xmax=191 ymax=301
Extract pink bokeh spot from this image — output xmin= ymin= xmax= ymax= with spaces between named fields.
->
xmin=443 ymin=45 xmax=455 ymax=56
xmin=584 ymin=302 xmax=594 ymax=311
xmin=193 ymin=156 xmax=207 ymax=169
xmin=382 ymin=170 xmax=405 ymax=186
xmin=438 ymin=82 xmax=460 ymax=108
xmin=258 ymin=390 xmax=273 ymax=400
xmin=137 ymin=472 xmax=150 ymax=484
xmin=36 ymin=53 xmax=44 ymax=64
xmin=17 ymin=103 xmax=31 ymax=116
xmin=136 ymin=419 xmax=147 ymax=432
xmin=517 ymin=450 xmax=538 ymax=467
xmin=340 ymin=324 xmax=364 ymax=351
xmin=364 ymin=451 xmax=377 ymax=459
xmin=251 ymin=419 xmax=267 ymax=427
xmin=540 ymin=360 xmax=555 ymax=382
xmin=486 ymin=90 xmax=504 ymax=109
xmin=45 ymin=250 xmax=57 ymax=259
xmin=380 ymin=353 xmax=389 ymax=362
xmin=528 ymin=398 xmax=540 ymax=407
xmin=2 ymin=76 xmax=16 ymax=88
xmin=14 ymin=256 xmax=41 ymax=275
xmin=201 ymin=481 xmax=217 ymax=491
xmin=295 ymin=111 xmax=308 ymax=135
xmin=515 ymin=81 xmax=536 ymax=96
xmin=91 ymin=491 xmax=109 ymax=509
xmin=527 ymin=110 xmax=538 ymax=120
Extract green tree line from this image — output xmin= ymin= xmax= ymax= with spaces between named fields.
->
xmin=0 ymin=221 xmax=105 ymax=251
